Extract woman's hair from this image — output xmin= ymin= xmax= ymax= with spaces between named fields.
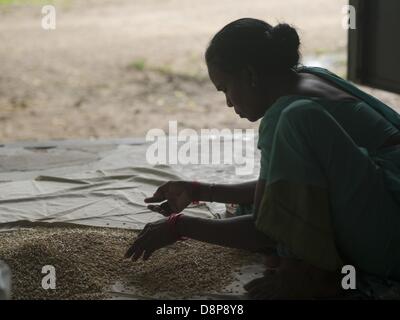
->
xmin=205 ymin=18 xmax=300 ymax=76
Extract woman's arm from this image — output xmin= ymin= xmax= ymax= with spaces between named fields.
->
xmin=125 ymin=178 xmax=272 ymax=260
xmin=145 ymin=180 xmax=256 ymax=215
xmin=176 ymin=214 xmax=274 ymax=252
xmin=194 ymin=180 xmax=257 ymax=204
xmin=177 ymin=178 xmax=269 ymax=251
xmin=195 ymin=177 xmax=266 ymax=210
xmin=125 ymin=213 xmax=276 ymax=261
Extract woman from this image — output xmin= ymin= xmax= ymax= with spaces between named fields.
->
xmin=125 ymin=18 xmax=400 ymax=299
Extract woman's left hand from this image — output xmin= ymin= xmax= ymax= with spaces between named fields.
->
xmin=124 ymin=218 xmax=178 ymax=261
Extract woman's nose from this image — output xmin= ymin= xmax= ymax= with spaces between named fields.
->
xmin=226 ymin=95 xmax=233 ymax=108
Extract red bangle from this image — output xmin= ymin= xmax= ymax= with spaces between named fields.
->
xmin=167 ymin=213 xmax=187 ymax=241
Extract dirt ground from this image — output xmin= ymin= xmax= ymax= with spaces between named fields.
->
xmin=0 ymin=0 xmax=399 ymax=143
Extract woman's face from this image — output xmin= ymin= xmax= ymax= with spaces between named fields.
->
xmin=207 ymin=64 xmax=273 ymax=122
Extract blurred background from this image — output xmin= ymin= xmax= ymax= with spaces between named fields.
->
xmin=0 ymin=0 xmax=399 ymax=142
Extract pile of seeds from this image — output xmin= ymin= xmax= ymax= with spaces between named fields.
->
xmin=0 ymin=227 xmax=259 ymax=300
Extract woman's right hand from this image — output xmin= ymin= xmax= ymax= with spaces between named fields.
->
xmin=144 ymin=181 xmax=196 ymax=216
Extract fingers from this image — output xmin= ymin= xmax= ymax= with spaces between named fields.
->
xmin=147 ymin=205 xmax=164 ymax=214
xmin=144 ymin=181 xmax=187 ymax=214
xmin=131 ymin=246 xmax=144 ymax=262
xmin=147 ymin=202 xmax=173 ymax=216
xmin=144 ymin=195 xmax=164 ymax=203
xmin=124 ymin=233 xmax=147 ymax=260
xmin=127 ymin=241 xmax=145 ymax=262
xmin=124 ymin=227 xmax=156 ymax=261
xmin=124 ymin=242 xmax=137 ymax=259
xmin=143 ymin=248 xmax=155 ymax=261
xmin=125 ymin=241 xmax=155 ymax=262
xmin=124 ymin=238 xmax=139 ymax=259
xmin=144 ymin=184 xmax=168 ymax=203
xmin=144 ymin=196 xmax=165 ymax=203
xmin=160 ymin=202 xmax=172 ymax=213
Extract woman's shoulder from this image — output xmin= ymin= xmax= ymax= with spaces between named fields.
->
xmin=259 ymin=96 xmax=320 ymax=137
xmin=258 ymin=96 xmax=321 ymax=150
xmin=263 ymin=95 xmax=321 ymax=120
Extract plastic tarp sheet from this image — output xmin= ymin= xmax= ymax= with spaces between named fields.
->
xmin=0 ymin=166 xmax=216 ymax=230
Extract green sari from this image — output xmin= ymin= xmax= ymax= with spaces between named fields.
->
xmin=255 ymin=66 xmax=400 ymax=277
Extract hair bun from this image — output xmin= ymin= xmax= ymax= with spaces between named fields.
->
xmin=270 ymin=23 xmax=300 ymax=69
xmin=206 ymin=18 xmax=302 ymax=74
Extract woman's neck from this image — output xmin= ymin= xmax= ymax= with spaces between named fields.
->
xmin=266 ymin=70 xmax=302 ymax=101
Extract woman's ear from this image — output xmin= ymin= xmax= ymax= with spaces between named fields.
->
xmin=242 ymin=65 xmax=258 ymax=88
